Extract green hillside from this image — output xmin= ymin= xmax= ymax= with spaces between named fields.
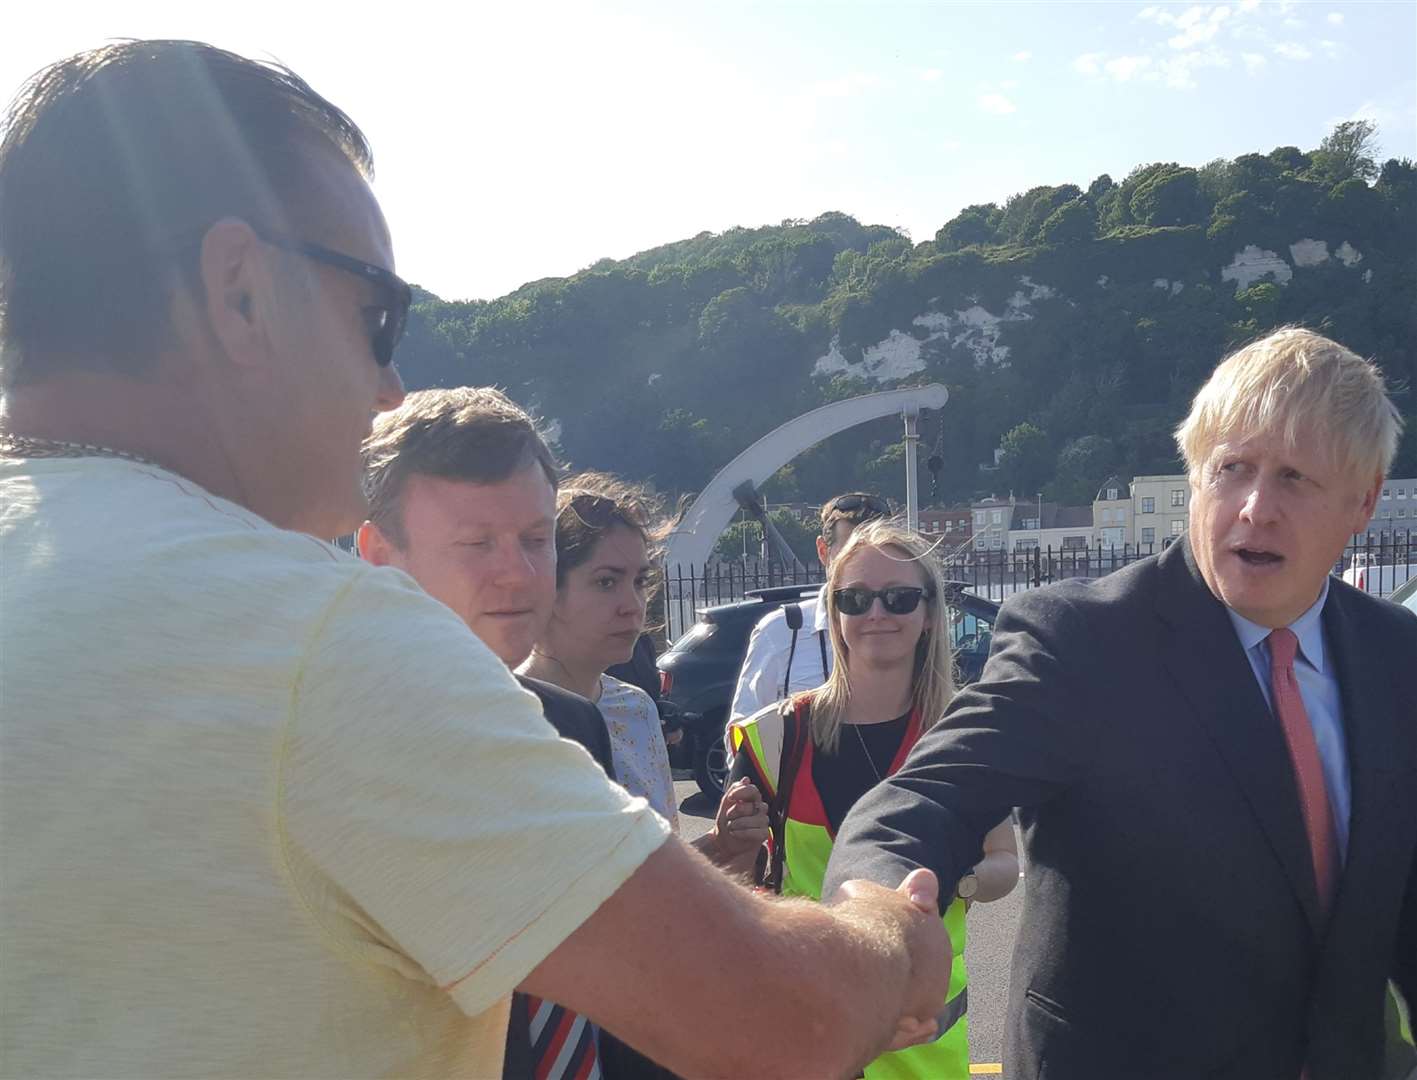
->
xmin=396 ymin=122 xmax=1417 ymax=508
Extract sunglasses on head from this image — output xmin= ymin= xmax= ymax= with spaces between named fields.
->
xmin=823 ymin=493 xmax=890 ymax=527
xmin=833 ymin=585 xmax=934 ymax=617
xmin=257 ymin=232 xmax=412 ymax=368
xmin=563 ymin=493 xmax=621 ymax=529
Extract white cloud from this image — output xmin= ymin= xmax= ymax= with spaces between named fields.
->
xmin=1138 ymin=5 xmax=1162 ymax=21
xmin=1000 ymin=78 xmax=1020 ymax=89
xmin=1012 ymin=50 xmax=1033 ymax=62
xmin=920 ymin=68 xmax=943 ymax=82
xmin=1238 ymin=0 xmax=1260 ymax=11
xmin=1159 ymin=47 xmax=1230 ymax=88
xmin=1273 ymin=41 xmax=1312 ymax=60
xmin=1241 ymin=51 xmax=1268 ymax=73
xmin=1106 ymin=55 xmax=1153 ymax=80
xmin=1167 ymin=4 xmax=1231 ymax=48
xmin=1326 ymin=11 xmax=1344 ymax=24
xmin=1073 ymin=52 xmax=1104 ymax=75
xmin=941 ymin=138 xmax=963 ymax=151
xmin=977 ymin=92 xmax=1018 ymax=114
xmin=1318 ymin=39 xmax=1341 ymax=58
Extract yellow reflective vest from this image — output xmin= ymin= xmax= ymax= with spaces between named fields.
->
xmin=730 ymin=700 xmax=971 ymax=1080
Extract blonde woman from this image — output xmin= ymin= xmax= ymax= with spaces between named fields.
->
xmin=728 ymin=519 xmax=1018 ymax=1079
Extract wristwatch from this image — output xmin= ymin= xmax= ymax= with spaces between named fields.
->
xmin=956 ymin=872 xmax=979 ymax=900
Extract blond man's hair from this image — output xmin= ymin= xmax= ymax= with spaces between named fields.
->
xmin=809 ymin=519 xmax=956 ymax=754
xmin=1175 ymin=326 xmax=1402 ymax=483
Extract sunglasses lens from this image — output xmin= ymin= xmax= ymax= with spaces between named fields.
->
xmin=881 ymin=588 xmax=922 ymax=614
xmin=834 ymin=588 xmax=871 ymax=616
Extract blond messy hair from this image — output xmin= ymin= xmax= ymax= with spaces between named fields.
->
xmin=809 ymin=519 xmax=956 ymax=754
xmin=1175 ymin=326 xmax=1402 ymax=483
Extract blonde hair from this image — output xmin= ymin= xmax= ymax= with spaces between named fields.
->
xmin=809 ymin=519 xmax=956 ymax=753
xmin=1175 ymin=326 xmax=1402 ymax=483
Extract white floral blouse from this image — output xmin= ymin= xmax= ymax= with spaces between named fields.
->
xmin=597 ymin=674 xmax=679 ymax=833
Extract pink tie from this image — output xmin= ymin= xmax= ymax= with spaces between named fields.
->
xmin=1268 ymin=628 xmax=1338 ymax=913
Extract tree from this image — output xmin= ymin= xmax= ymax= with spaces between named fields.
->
xmin=1129 ymin=166 xmax=1202 ymax=227
xmin=935 ymin=204 xmax=1000 ymax=251
xmin=997 ymin=422 xmax=1052 ymax=498
xmin=1039 ymin=197 xmax=1097 ymax=245
xmin=1306 ymin=119 xmax=1380 ymax=187
xmin=1207 ymin=190 xmax=1268 ymax=243
xmin=1047 ymin=435 xmax=1117 ymax=505
xmin=713 ymin=510 xmax=818 ymax=564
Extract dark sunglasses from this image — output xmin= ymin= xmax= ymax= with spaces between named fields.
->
xmin=259 ymin=233 xmax=412 ymax=367
xmin=833 ymin=585 xmax=935 ymax=617
xmin=823 ymin=493 xmax=891 ymax=527
xmin=562 ymin=494 xmax=620 ymax=529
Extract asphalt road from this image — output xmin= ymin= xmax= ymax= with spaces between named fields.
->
xmin=674 ymin=776 xmax=1022 ymax=1072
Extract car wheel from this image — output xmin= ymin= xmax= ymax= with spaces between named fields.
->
xmin=694 ymin=727 xmax=730 ymax=800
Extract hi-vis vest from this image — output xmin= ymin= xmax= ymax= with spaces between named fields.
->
xmin=729 ymin=702 xmax=971 ymax=1080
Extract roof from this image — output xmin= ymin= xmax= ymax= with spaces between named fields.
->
xmin=1052 ymin=505 xmax=1094 ymax=529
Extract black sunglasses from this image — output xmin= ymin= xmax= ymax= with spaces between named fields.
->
xmin=823 ymin=493 xmax=891 ymax=525
xmin=259 ymin=233 xmax=412 ymax=367
xmin=833 ymin=585 xmax=935 ymax=617
xmin=562 ymin=494 xmax=620 ymax=529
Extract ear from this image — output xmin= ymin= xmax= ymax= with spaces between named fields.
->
xmin=816 ymin=534 xmax=830 ymax=567
xmin=1353 ymin=472 xmax=1383 ymax=532
xmin=357 ymin=520 xmax=394 ymax=566
xmin=199 ymin=217 xmax=271 ymax=368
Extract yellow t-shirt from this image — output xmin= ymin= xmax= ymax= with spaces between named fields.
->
xmin=0 ymin=458 xmax=670 ymax=1079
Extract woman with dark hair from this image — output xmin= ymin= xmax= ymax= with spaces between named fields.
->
xmin=728 ymin=519 xmax=1018 ymax=1079
xmin=520 ymin=473 xmax=766 ymax=867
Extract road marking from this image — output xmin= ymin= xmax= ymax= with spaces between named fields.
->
xmin=970 ymin=1066 xmax=1003 ymax=1075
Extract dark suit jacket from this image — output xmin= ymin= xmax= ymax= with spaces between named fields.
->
xmin=824 ymin=538 xmax=1417 ymax=1080
xmin=504 ymin=676 xmax=615 ymax=1080
xmin=516 ymin=674 xmax=616 ymax=780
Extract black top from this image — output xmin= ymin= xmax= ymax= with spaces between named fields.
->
xmin=728 ymin=709 xmax=910 ymax=834
xmin=814 ymin=713 xmax=911 ymax=832
xmin=604 ymin=634 xmax=662 ymax=706
xmin=516 ymin=674 xmax=616 ymax=780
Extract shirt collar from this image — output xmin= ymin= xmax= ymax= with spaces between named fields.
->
xmin=810 ymin=590 xmax=831 ymax=632
xmin=1224 ymin=577 xmax=1330 ymax=674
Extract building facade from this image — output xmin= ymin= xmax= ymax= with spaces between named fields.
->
xmin=1130 ymin=474 xmax=1189 ymax=550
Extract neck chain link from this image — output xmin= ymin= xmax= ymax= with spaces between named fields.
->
xmin=0 ymin=433 xmax=160 ymax=469
xmin=852 ymin=723 xmax=884 ymax=784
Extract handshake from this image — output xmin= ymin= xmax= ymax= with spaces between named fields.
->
xmin=825 ymin=867 xmax=956 ymax=1057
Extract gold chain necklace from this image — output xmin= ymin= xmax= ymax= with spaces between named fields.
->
xmin=0 ymin=433 xmax=160 ymax=468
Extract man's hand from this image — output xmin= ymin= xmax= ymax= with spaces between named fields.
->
xmin=829 ymin=868 xmax=952 ymax=1053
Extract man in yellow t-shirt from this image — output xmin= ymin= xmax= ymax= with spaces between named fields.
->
xmin=0 ymin=40 xmax=951 ymax=1080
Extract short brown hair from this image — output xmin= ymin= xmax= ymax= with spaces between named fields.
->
xmin=555 ymin=473 xmax=665 ymax=588
xmin=0 ymin=39 xmax=371 ymax=386
xmin=362 ymin=387 xmax=560 ymax=547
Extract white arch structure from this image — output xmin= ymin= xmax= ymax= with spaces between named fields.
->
xmin=663 ymin=383 xmax=950 ymax=575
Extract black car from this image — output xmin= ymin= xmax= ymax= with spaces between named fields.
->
xmin=658 ymin=582 xmax=1001 ymax=798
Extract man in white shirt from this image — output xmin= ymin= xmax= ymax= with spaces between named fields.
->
xmin=0 ymin=41 xmax=949 ymax=1080
xmin=729 ymin=491 xmax=890 ymax=725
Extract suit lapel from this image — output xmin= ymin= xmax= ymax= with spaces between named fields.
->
xmin=1155 ymin=539 xmax=1326 ymax=934
xmin=1320 ymin=585 xmax=1397 ymax=936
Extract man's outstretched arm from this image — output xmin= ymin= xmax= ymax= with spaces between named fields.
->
xmin=522 ymin=839 xmax=952 ymax=1080
xmin=823 ymin=591 xmax=1100 ymax=908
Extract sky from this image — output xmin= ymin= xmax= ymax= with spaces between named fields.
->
xmin=4 ymin=1 xmax=1414 ymax=302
